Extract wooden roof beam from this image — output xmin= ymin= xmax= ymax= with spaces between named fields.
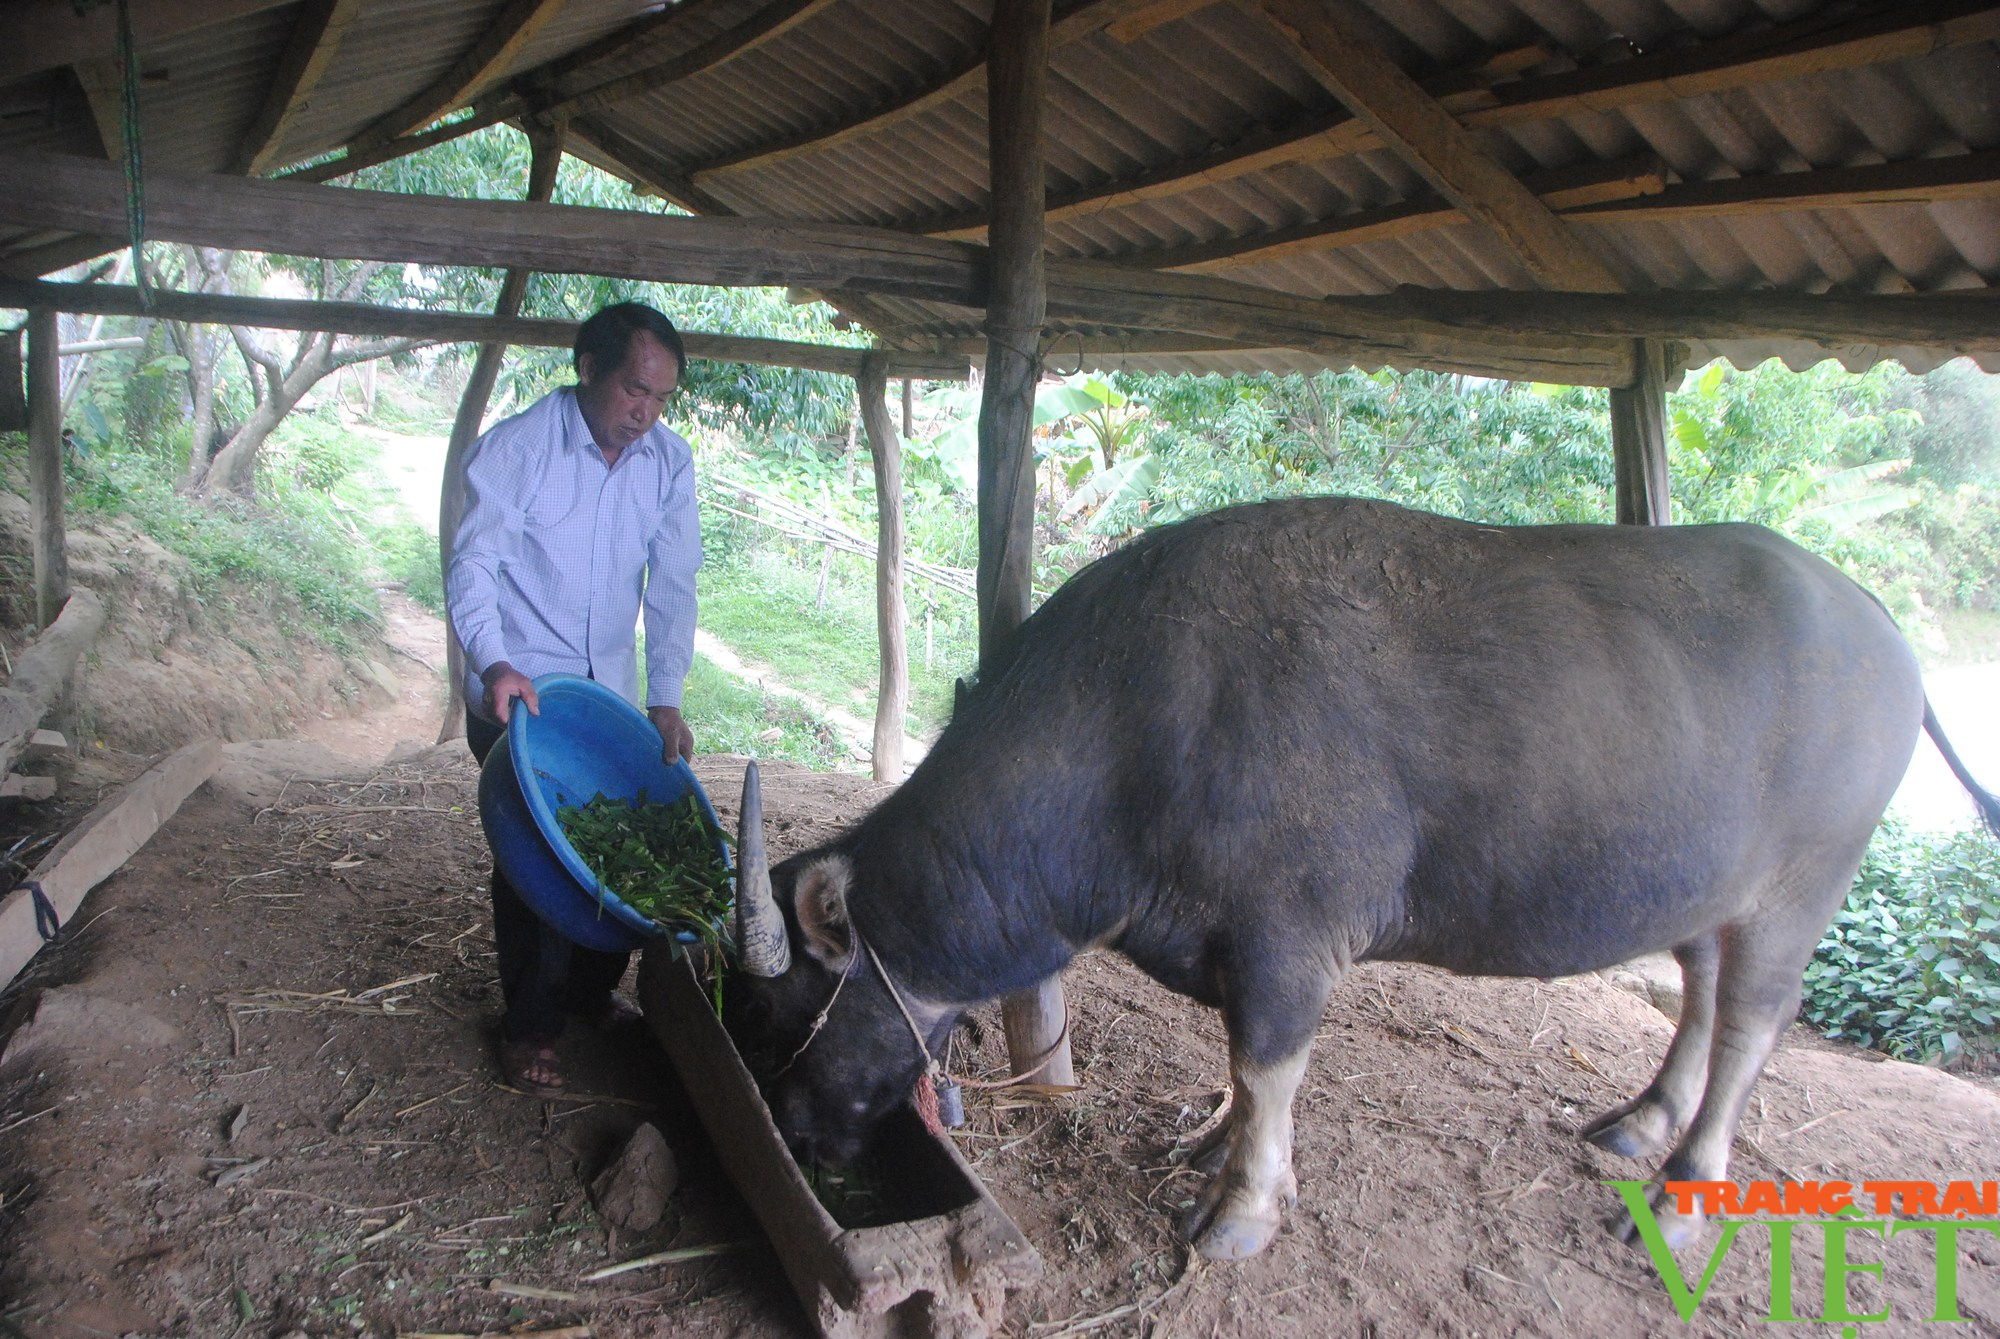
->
xmin=1565 ymin=148 xmax=2000 ymax=222
xmin=1129 ymin=149 xmax=2000 ymax=275
xmin=0 ymin=149 xmax=1637 ymax=382
xmin=231 ymin=0 xmax=369 ymax=176
xmin=70 ymin=59 xmax=128 ymax=161
xmin=346 ymin=0 xmax=571 ymax=153
xmin=1134 ymin=155 xmax=1668 ymax=273
xmin=525 ymin=0 xmax=841 ymax=127
xmin=912 ymin=0 xmax=2000 ymax=241
xmin=1254 ymin=0 xmax=1623 ymax=293
xmin=689 ymin=0 xmax=1169 ymax=187
xmin=563 ymin=115 xmax=736 ymax=214
xmin=0 ymin=277 xmax=972 ymax=380
xmin=20 ymin=152 xmax=1994 ymax=378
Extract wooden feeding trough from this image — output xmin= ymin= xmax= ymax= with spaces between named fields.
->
xmin=637 ymin=949 xmax=1042 ymax=1339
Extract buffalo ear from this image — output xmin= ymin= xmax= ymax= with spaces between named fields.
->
xmin=793 ymin=854 xmax=856 ymax=971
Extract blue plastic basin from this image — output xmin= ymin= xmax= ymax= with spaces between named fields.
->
xmin=476 ymin=674 xmax=728 ymax=955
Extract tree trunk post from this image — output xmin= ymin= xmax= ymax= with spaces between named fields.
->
xmin=438 ymin=124 xmax=564 ymax=744
xmin=858 ymin=352 xmax=908 ymax=783
xmin=0 ymin=325 xmax=26 ymax=432
xmin=1610 ymin=339 xmax=1671 ymax=526
xmin=26 ymin=309 xmax=70 ymax=629
xmin=981 ymin=0 xmax=1074 ymax=1089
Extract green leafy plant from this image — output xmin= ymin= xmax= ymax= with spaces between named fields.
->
xmin=1801 ymin=818 xmax=2000 ymax=1070
xmin=556 ymin=790 xmax=733 ymax=942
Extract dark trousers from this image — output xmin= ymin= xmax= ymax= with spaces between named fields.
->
xmin=466 ymin=710 xmax=632 ymax=1044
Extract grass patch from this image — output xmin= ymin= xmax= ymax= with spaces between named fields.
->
xmin=680 ymin=654 xmax=848 ymax=771
xmin=697 ymin=548 xmax=976 ymax=738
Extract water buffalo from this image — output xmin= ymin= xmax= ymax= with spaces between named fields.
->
xmin=722 ymin=496 xmax=1997 ymax=1260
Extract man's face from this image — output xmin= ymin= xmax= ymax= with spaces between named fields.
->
xmin=576 ymin=331 xmax=679 ymax=455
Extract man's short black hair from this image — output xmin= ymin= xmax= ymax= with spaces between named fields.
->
xmin=574 ymin=302 xmax=687 ymax=382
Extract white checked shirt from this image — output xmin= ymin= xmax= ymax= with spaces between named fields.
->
xmin=447 ymin=387 xmax=701 ymax=718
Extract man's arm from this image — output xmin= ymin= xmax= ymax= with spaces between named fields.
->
xmin=447 ymin=426 xmax=531 ymax=722
xmin=642 ymin=442 xmax=702 ymax=760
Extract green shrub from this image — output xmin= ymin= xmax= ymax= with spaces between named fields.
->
xmin=1801 ymin=818 xmax=2000 ymax=1070
xmin=376 ymin=522 xmax=446 ymax=614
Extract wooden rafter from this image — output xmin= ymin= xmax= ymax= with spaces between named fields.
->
xmin=912 ymin=0 xmax=2000 ymax=242
xmin=231 ymin=0 xmax=369 ymax=176
xmin=346 ymin=0 xmax=571 ymax=153
xmin=526 ymin=0 xmax=840 ymax=127
xmin=562 ymin=117 xmax=924 ymax=348
xmin=0 ymin=278 xmax=972 ymax=380
xmin=564 ymin=116 xmax=735 ymax=215
xmin=1255 ymin=0 xmax=1622 ymax=293
xmin=1135 ymin=156 xmax=1668 ymax=273
xmin=70 ymin=59 xmax=127 ymax=161
xmin=1105 ymin=0 xmax=1223 ymax=43
xmin=1123 ymin=149 xmax=2000 ymax=276
xmin=689 ymin=0 xmax=1165 ymax=187
xmin=1565 ymin=149 xmax=2000 ymax=223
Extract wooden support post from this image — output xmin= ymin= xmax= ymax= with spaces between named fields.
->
xmin=981 ymin=0 xmax=1075 ymax=1089
xmin=1610 ymin=339 xmax=1671 ymax=526
xmin=901 ymin=375 xmax=914 ymax=439
xmin=0 ymin=324 xmax=25 ymax=431
xmin=858 ymin=353 xmax=908 ymax=783
xmin=26 ymin=308 xmax=69 ymax=629
xmin=438 ymin=125 xmax=564 ymax=743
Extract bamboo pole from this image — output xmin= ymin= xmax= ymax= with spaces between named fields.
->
xmin=857 ymin=353 xmax=908 ymax=782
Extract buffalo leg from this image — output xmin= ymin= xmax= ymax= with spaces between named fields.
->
xmin=1617 ymin=920 xmax=1814 ymax=1248
xmin=1181 ymin=1044 xmax=1310 ymax=1259
xmin=1180 ymin=962 xmax=1330 ymax=1259
xmin=1582 ymin=934 xmax=1719 ymax=1158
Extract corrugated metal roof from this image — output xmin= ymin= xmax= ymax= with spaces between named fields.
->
xmin=0 ymin=0 xmax=1993 ymax=376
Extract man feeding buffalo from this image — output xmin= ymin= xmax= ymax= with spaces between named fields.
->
xmin=446 ymin=301 xmax=700 ymax=1097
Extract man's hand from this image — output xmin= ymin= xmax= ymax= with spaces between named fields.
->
xmin=481 ymin=662 xmax=539 ymax=724
xmin=649 ymin=705 xmax=694 ymax=763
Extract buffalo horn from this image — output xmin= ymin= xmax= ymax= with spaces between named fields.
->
xmin=734 ymin=761 xmax=790 ymax=977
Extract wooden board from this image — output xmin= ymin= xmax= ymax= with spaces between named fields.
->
xmin=0 ymin=738 xmax=222 ymax=990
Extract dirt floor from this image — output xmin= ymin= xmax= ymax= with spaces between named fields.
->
xmin=4 ymin=611 xmax=2000 ymax=1338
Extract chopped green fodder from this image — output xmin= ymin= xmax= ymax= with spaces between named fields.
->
xmin=806 ymin=1159 xmax=895 ymax=1229
xmin=556 ymin=791 xmax=733 ymax=958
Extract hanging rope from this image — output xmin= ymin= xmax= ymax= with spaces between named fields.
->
xmin=114 ymin=0 xmax=148 ymax=308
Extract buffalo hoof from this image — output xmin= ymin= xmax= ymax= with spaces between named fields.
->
xmin=1610 ymin=1182 xmax=1705 ymax=1250
xmin=1178 ymin=1169 xmax=1295 ymax=1261
xmin=1581 ymin=1097 xmax=1676 ymax=1160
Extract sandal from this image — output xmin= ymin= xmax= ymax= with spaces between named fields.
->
xmin=501 ymin=1037 xmax=565 ymax=1097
